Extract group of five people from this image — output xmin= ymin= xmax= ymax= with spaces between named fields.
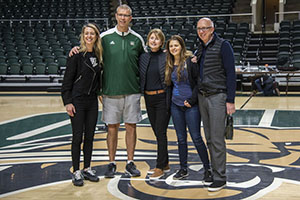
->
xmin=61 ymin=4 xmax=236 ymax=192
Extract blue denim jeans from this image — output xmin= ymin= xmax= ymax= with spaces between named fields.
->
xmin=171 ymin=102 xmax=210 ymax=170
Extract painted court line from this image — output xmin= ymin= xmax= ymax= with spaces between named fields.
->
xmin=258 ymin=109 xmax=276 ymax=127
xmin=6 ymin=119 xmax=71 ymax=140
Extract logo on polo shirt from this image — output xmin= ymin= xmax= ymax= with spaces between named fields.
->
xmin=110 ymin=41 xmax=115 ymax=45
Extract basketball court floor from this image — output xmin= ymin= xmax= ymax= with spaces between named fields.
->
xmin=0 ymin=92 xmax=300 ymax=200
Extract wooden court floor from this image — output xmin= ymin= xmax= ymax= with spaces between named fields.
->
xmin=0 ymin=92 xmax=300 ymax=200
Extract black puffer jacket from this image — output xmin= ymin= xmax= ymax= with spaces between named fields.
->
xmin=61 ymin=52 xmax=102 ymax=105
xmin=139 ymin=50 xmax=167 ymax=93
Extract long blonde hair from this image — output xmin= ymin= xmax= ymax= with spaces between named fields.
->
xmin=165 ymin=35 xmax=192 ymax=86
xmin=79 ymin=23 xmax=103 ymax=64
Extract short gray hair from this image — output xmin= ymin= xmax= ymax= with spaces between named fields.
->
xmin=116 ymin=4 xmax=132 ymax=15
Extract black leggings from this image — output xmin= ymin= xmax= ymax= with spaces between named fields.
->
xmin=70 ymin=96 xmax=98 ymax=172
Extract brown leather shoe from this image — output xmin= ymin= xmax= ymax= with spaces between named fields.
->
xmin=163 ymin=164 xmax=170 ymax=173
xmin=149 ymin=168 xmax=164 ymax=180
xmin=147 ymin=168 xmax=157 ymax=174
xmin=147 ymin=165 xmax=170 ymax=174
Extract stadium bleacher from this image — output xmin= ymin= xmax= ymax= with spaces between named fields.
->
xmin=0 ymin=0 xmax=300 ymax=91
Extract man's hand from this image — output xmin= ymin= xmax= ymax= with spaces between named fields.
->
xmin=65 ymin=103 xmax=76 ymax=117
xmin=226 ymin=102 xmax=235 ymax=115
xmin=69 ymin=46 xmax=80 ymax=57
xmin=191 ymin=56 xmax=197 ymax=63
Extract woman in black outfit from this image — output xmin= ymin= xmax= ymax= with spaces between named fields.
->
xmin=139 ymin=29 xmax=171 ymax=180
xmin=61 ymin=23 xmax=103 ymax=186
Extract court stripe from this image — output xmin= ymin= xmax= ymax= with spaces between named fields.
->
xmin=258 ymin=109 xmax=276 ymax=127
xmin=6 ymin=119 xmax=70 ymax=140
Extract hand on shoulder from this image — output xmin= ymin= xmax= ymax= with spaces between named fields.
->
xmin=69 ymin=46 xmax=80 ymax=57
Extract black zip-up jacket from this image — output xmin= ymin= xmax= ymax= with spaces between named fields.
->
xmin=139 ymin=50 xmax=166 ymax=93
xmin=61 ymin=52 xmax=102 ymax=106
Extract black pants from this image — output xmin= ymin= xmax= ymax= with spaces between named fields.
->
xmin=70 ymin=95 xmax=98 ymax=172
xmin=144 ymin=93 xmax=170 ymax=169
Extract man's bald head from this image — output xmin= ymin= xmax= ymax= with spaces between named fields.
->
xmin=197 ymin=17 xmax=215 ymax=44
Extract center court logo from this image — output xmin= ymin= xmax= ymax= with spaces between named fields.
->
xmin=0 ymin=112 xmax=300 ymax=199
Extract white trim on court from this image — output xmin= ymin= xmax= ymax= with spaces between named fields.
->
xmin=258 ymin=109 xmax=276 ymax=127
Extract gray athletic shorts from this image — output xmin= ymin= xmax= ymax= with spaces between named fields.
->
xmin=101 ymin=94 xmax=142 ymax=124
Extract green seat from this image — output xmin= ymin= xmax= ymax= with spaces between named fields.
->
xmin=44 ymin=55 xmax=55 ymax=64
xmin=20 ymin=56 xmax=32 ymax=64
xmin=234 ymin=53 xmax=242 ymax=65
xmin=18 ymin=49 xmax=29 ymax=57
xmin=47 ymin=62 xmax=59 ymax=74
xmin=53 ymin=48 xmax=65 ymax=57
xmin=292 ymin=59 xmax=300 ymax=69
xmin=22 ymin=63 xmax=34 ymax=75
xmin=8 ymin=63 xmax=21 ymax=75
xmin=0 ymin=55 xmax=6 ymax=63
xmin=29 ymin=49 xmax=41 ymax=57
xmin=7 ymin=56 xmax=20 ymax=65
xmin=32 ymin=56 xmax=43 ymax=64
xmin=41 ymin=49 xmax=53 ymax=57
xmin=6 ymin=50 xmax=17 ymax=57
xmin=0 ymin=63 xmax=8 ymax=75
xmin=56 ymin=55 xmax=67 ymax=67
xmin=34 ymin=63 xmax=46 ymax=75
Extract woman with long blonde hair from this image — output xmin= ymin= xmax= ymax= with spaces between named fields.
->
xmin=61 ymin=23 xmax=103 ymax=186
xmin=165 ymin=35 xmax=212 ymax=182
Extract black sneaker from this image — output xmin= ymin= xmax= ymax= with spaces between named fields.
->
xmin=173 ymin=168 xmax=189 ymax=180
xmin=208 ymin=180 xmax=226 ymax=192
xmin=82 ymin=167 xmax=99 ymax=182
xmin=203 ymin=170 xmax=213 ymax=186
xmin=125 ymin=162 xmax=141 ymax=177
xmin=105 ymin=163 xmax=116 ymax=178
xmin=72 ymin=170 xmax=84 ymax=186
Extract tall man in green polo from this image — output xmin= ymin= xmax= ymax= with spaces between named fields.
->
xmin=100 ymin=4 xmax=145 ymax=178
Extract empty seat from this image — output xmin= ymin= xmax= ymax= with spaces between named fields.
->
xmin=19 ymin=56 xmax=32 ymax=64
xmin=22 ymin=63 xmax=34 ymax=75
xmin=0 ymin=63 xmax=8 ymax=75
xmin=47 ymin=62 xmax=59 ymax=74
xmin=33 ymin=63 xmax=46 ymax=75
xmin=8 ymin=63 xmax=21 ymax=75
xmin=56 ymin=55 xmax=67 ymax=67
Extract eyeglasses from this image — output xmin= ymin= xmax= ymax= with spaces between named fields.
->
xmin=117 ymin=13 xmax=131 ymax=18
xmin=197 ymin=27 xmax=212 ymax=32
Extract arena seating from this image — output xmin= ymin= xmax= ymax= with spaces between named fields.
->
xmin=277 ymin=20 xmax=300 ymax=70
xmin=0 ymin=0 xmax=110 ymax=80
xmin=0 ymin=0 xmax=299 ymax=92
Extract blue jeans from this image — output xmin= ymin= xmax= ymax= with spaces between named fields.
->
xmin=171 ymin=102 xmax=210 ymax=170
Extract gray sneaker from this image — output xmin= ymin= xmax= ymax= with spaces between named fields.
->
xmin=82 ymin=167 xmax=99 ymax=182
xmin=105 ymin=163 xmax=116 ymax=178
xmin=72 ymin=170 xmax=84 ymax=186
xmin=125 ymin=162 xmax=141 ymax=177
